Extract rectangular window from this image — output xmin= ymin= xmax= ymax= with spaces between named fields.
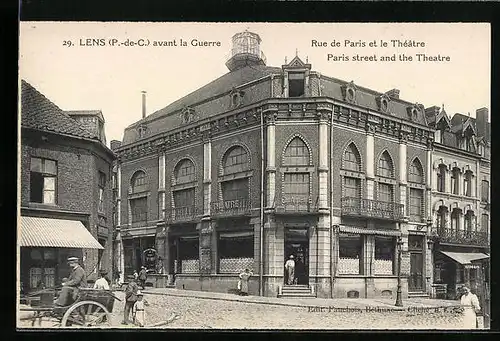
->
xmin=437 ymin=168 xmax=445 ymax=193
xmin=481 ymin=180 xmax=489 ymax=202
xmin=30 ymin=157 xmax=57 ymax=204
xmin=481 ymin=214 xmax=489 ymax=233
xmin=288 ymin=72 xmax=305 ymax=97
xmin=98 ymin=171 xmax=106 ymax=213
xmin=374 ymin=236 xmax=395 ymax=275
xmin=218 ymin=235 xmax=254 ymax=273
xmin=338 ymin=234 xmax=362 ymax=275
xmin=221 ymin=178 xmax=249 ymax=202
xmin=378 ymin=183 xmax=393 ymax=203
xmin=344 ymin=177 xmax=361 ymax=198
xmin=283 ymin=173 xmax=310 ymax=207
xmin=409 ymin=188 xmax=423 ymax=221
xmin=130 ymin=197 xmax=148 ymax=223
xmin=451 ymin=210 xmax=460 ymax=232
xmin=173 ymin=188 xmax=195 ymax=208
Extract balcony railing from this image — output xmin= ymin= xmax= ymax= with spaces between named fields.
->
xmin=434 ymin=227 xmax=489 ymax=247
xmin=211 ymin=198 xmax=252 ymax=217
xmin=166 ymin=206 xmax=200 ymax=224
xmin=278 ymin=196 xmax=318 ymax=214
xmin=341 ymin=197 xmax=405 ymax=221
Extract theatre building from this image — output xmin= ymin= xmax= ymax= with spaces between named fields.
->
xmin=19 ymin=80 xmax=115 ymax=293
xmin=113 ymin=30 xmax=440 ymax=298
xmin=426 ymin=106 xmax=490 ymax=300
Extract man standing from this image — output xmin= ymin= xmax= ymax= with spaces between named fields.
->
xmin=295 ymin=257 xmax=305 ymax=285
xmin=284 ymin=255 xmax=295 ymax=285
xmin=55 ymin=257 xmax=87 ymax=306
xmin=138 ymin=266 xmax=148 ymax=289
xmin=122 ymin=275 xmax=139 ymax=325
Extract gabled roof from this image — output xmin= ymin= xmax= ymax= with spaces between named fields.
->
xmin=21 ymin=80 xmax=97 ymax=140
xmin=450 ymin=113 xmax=476 ymax=135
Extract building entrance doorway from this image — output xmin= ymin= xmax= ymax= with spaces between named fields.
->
xmin=408 ymin=235 xmax=424 ymax=292
xmin=284 ymin=228 xmax=309 ymax=285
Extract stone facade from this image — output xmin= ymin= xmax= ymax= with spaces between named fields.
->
xmin=111 ymin=31 xmax=488 ymax=301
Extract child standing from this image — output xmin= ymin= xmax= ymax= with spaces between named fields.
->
xmin=132 ymin=290 xmax=148 ymax=327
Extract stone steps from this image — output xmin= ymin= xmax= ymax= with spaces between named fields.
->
xmin=408 ymin=291 xmax=430 ymax=298
xmin=278 ymin=285 xmax=316 ymax=298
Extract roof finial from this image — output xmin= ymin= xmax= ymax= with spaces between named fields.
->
xmin=296 ymin=48 xmax=298 ymax=57
xmin=285 ymin=56 xmax=287 ymax=64
xmin=306 ymin=56 xmax=309 ymax=63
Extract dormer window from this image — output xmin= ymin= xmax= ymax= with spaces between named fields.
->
xmin=229 ymin=88 xmax=244 ymax=108
xmin=288 ymin=72 xmax=305 ymax=97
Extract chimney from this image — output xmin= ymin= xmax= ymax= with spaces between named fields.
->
xmin=141 ymin=91 xmax=147 ymax=119
xmin=110 ymin=140 xmax=122 ymax=151
xmin=476 ymin=107 xmax=488 ymax=138
xmin=385 ymin=89 xmax=400 ymax=99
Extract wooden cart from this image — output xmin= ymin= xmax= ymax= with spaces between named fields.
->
xmin=20 ymin=288 xmax=121 ymax=328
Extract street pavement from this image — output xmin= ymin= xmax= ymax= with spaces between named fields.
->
xmin=17 ymin=288 xmax=478 ymax=329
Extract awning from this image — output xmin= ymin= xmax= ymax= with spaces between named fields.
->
xmin=19 ymin=216 xmax=103 ymax=249
xmin=440 ymin=251 xmax=490 ymax=265
xmin=339 ymin=225 xmax=402 ymax=237
xmin=219 ymin=231 xmax=254 ymax=239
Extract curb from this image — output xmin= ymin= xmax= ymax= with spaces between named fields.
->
xmin=140 ymin=290 xmax=415 ymax=311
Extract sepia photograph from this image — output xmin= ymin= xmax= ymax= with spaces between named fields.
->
xmin=18 ymin=22 xmax=490 ymax=330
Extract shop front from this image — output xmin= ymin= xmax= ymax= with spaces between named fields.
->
xmin=19 ymin=216 xmax=103 ymax=294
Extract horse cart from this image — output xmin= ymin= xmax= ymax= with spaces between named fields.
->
xmin=20 ymin=288 xmax=121 ymax=328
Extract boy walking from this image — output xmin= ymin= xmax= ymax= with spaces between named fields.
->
xmin=122 ymin=275 xmax=139 ymax=325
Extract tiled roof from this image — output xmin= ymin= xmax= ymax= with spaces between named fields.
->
xmin=142 ymin=65 xmax=281 ymax=124
xmin=21 ymin=80 xmax=97 ymax=139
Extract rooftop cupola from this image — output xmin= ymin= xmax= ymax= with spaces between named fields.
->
xmin=226 ymin=30 xmax=266 ymax=72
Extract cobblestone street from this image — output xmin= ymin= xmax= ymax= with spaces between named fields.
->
xmin=18 ymin=290 xmax=470 ymax=330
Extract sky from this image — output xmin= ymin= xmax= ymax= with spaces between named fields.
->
xmin=19 ymin=22 xmax=490 ymax=146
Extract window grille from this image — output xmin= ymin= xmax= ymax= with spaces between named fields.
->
xmin=343 ymin=144 xmax=361 ymax=172
xmin=283 ymin=138 xmax=309 ymax=166
xmin=377 ymin=152 xmax=393 ymax=178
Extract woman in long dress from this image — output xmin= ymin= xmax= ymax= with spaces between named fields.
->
xmin=238 ymin=268 xmax=253 ymax=296
xmin=460 ymin=286 xmax=481 ymax=329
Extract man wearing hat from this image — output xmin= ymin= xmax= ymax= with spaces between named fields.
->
xmin=93 ymin=270 xmax=110 ymax=290
xmin=55 ymin=257 xmax=87 ymax=306
xmin=138 ymin=266 xmax=148 ymax=290
xmin=122 ymin=274 xmax=139 ymax=325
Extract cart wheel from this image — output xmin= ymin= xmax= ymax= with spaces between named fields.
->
xmin=61 ymin=301 xmax=111 ymax=328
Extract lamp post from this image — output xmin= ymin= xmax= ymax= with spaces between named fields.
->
xmin=395 ymin=236 xmax=403 ymax=307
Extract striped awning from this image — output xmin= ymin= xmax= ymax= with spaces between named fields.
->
xmin=440 ymin=251 xmax=489 ymax=265
xmin=19 ymin=216 xmax=103 ymax=249
xmin=339 ymin=225 xmax=402 ymax=237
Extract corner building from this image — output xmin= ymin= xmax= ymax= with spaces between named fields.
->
xmin=113 ymin=31 xmax=438 ymax=299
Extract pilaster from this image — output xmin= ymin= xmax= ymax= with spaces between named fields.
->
xmin=203 ymin=136 xmax=212 ymax=217
xmin=266 ymin=112 xmax=277 ymax=208
xmin=365 ymin=123 xmax=375 ymax=200
xmin=317 ymin=111 xmax=330 ymax=210
xmin=158 ymin=150 xmax=166 ymax=219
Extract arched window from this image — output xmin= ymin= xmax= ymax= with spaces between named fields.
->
xmin=343 ymin=143 xmax=361 ymax=172
xmin=437 ymin=165 xmax=446 ymax=192
xmin=464 ymin=210 xmax=475 ymax=236
xmin=409 ymin=159 xmax=424 ymax=183
xmin=175 ymin=159 xmax=195 ymax=184
xmin=283 ymin=137 xmax=309 ymax=166
xmin=451 ymin=168 xmax=460 ymax=195
xmin=464 ymin=170 xmax=473 ymax=197
xmin=377 ymin=151 xmax=394 ymax=178
xmin=131 ymin=170 xmax=147 ymax=193
xmin=437 ymin=206 xmax=448 ymax=233
xmin=451 ymin=208 xmax=461 ymax=234
xmin=223 ymin=146 xmax=248 ymax=174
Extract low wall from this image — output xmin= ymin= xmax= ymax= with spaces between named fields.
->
xmin=333 ymin=276 xmax=408 ymax=299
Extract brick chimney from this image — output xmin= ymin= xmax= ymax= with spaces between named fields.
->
xmin=141 ymin=91 xmax=147 ymax=119
xmin=385 ymin=89 xmax=400 ymax=99
xmin=110 ymin=140 xmax=122 ymax=151
xmin=476 ymin=107 xmax=488 ymax=138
